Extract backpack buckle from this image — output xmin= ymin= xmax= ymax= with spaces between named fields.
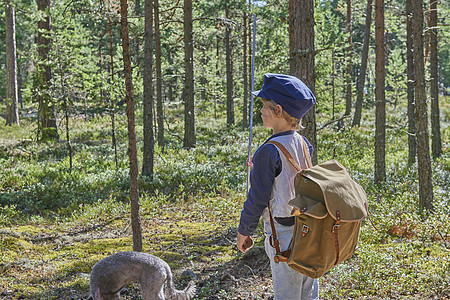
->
xmin=332 ymin=223 xmax=340 ymax=233
xmin=332 ymin=211 xmax=341 ymax=233
xmin=274 ymin=254 xmax=289 ymax=263
xmin=301 ymin=224 xmax=309 ymax=237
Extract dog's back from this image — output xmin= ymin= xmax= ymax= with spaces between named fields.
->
xmin=89 ymin=251 xmax=195 ymax=300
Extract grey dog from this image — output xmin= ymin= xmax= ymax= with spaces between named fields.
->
xmin=89 ymin=251 xmax=196 ymax=300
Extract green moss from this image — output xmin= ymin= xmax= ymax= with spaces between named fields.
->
xmin=15 ymin=225 xmax=50 ymax=235
xmin=84 ymin=237 xmax=134 ymax=254
xmin=0 ymin=236 xmax=33 ymax=257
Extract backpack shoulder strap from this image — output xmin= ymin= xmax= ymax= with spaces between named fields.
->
xmin=301 ymin=137 xmax=313 ymax=168
xmin=267 ymin=138 xmax=313 ymax=171
xmin=267 ymin=140 xmax=302 ymax=172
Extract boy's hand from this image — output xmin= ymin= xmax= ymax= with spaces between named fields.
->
xmin=246 ymin=156 xmax=253 ymax=168
xmin=237 ymin=233 xmax=253 ymax=253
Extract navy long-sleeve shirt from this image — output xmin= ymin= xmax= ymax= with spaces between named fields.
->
xmin=238 ymin=131 xmax=313 ymax=236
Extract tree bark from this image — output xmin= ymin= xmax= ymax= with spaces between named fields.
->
xmin=352 ymin=0 xmax=372 ymax=127
xmin=344 ymin=0 xmax=353 ymax=116
xmin=108 ymin=14 xmax=119 ymax=169
xmin=183 ymin=0 xmax=195 ymax=148
xmin=142 ymin=0 xmax=154 ymax=179
xmin=37 ymin=0 xmax=58 ymax=141
xmin=200 ymin=57 xmax=207 ymax=101
xmin=167 ymin=51 xmax=174 ymax=102
xmin=5 ymin=0 xmax=19 ymax=125
xmin=225 ymin=6 xmax=234 ymax=126
xmin=134 ymin=0 xmax=141 ymax=65
xmin=57 ymin=47 xmax=73 ymax=171
xmin=215 ymin=35 xmax=220 ymax=120
xmin=120 ymin=0 xmax=142 ymax=252
xmin=411 ymin=0 xmax=433 ymax=212
xmin=374 ymin=0 xmax=386 ymax=184
xmin=154 ymin=0 xmax=164 ymax=148
xmin=289 ymin=0 xmax=317 ymax=165
xmin=428 ymin=0 xmax=441 ymax=158
xmin=243 ymin=9 xmax=248 ymax=129
xmin=406 ymin=0 xmax=416 ymax=165
xmin=17 ymin=56 xmax=23 ymax=109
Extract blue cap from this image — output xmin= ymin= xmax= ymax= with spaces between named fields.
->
xmin=252 ymin=73 xmax=316 ymax=119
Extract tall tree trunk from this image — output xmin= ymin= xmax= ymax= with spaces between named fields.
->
xmin=37 ymin=0 xmax=58 ymax=141
xmin=374 ymin=0 xmax=386 ymax=184
xmin=406 ymin=0 xmax=416 ymax=165
xmin=98 ymin=41 xmax=105 ymax=106
xmin=134 ymin=0 xmax=141 ymax=66
xmin=344 ymin=0 xmax=353 ymax=116
xmin=183 ymin=0 xmax=195 ymax=148
xmin=154 ymin=0 xmax=164 ymax=148
xmin=352 ymin=0 xmax=372 ymax=127
xmin=18 ymin=55 xmax=23 ymax=109
xmin=411 ymin=0 xmax=433 ymax=212
xmin=167 ymin=51 xmax=174 ymax=102
xmin=59 ymin=56 xmax=72 ymax=171
xmin=428 ymin=0 xmax=441 ymax=158
xmin=142 ymin=0 xmax=154 ymax=179
xmin=289 ymin=0 xmax=317 ymax=165
xmin=200 ymin=57 xmax=207 ymax=101
xmin=243 ymin=9 xmax=248 ymax=129
xmin=225 ymin=7 xmax=234 ymax=126
xmin=120 ymin=0 xmax=142 ymax=252
xmin=5 ymin=0 xmax=19 ymax=125
xmin=215 ymin=35 xmax=220 ymax=120
xmin=108 ymin=14 xmax=119 ymax=169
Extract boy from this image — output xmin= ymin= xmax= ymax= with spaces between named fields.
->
xmin=237 ymin=73 xmax=319 ymax=299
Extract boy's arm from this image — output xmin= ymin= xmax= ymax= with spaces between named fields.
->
xmin=238 ymin=144 xmax=281 ymax=237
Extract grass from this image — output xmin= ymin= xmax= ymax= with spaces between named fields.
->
xmin=0 ymin=96 xmax=449 ymax=299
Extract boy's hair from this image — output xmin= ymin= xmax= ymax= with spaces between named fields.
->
xmin=262 ymin=98 xmax=303 ymax=131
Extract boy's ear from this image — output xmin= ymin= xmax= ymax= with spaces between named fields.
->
xmin=275 ymin=105 xmax=283 ymax=117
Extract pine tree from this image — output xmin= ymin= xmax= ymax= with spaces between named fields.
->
xmin=374 ymin=0 xmax=386 ymax=184
xmin=120 ymin=0 xmax=143 ymax=251
xmin=184 ymin=0 xmax=196 ymax=148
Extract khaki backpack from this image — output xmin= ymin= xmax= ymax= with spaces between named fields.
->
xmin=267 ymin=140 xmax=368 ymax=279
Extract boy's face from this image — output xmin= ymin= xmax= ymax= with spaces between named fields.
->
xmin=260 ymin=102 xmax=278 ymax=129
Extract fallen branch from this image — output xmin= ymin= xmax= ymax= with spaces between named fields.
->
xmin=317 ymin=115 xmax=351 ymax=132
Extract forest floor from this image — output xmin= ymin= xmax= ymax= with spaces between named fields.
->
xmin=1 ymin=103 xmax=449 ymax=299
xmin=1 ymin=192 xmax=449 ymax=300
xmin=0 ymin=194 xmax=275 ymax=300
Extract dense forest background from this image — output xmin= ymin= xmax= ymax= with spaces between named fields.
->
xmin=1 ymin=0 xmax=449 ymax=127
xmin=0 ymin=0 xmax=449 ymax=299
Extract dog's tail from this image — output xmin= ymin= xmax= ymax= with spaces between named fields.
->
xmin=164 ymin=269 xmax=196 ymax=300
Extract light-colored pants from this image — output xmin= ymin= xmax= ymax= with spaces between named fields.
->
xmin=264 ymin=221 xmax=319 ymax=300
